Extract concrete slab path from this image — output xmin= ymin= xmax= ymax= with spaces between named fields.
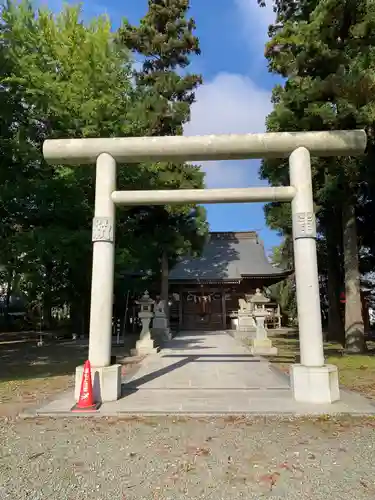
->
xmin=30 ymin=330 xmax=375 ymax=417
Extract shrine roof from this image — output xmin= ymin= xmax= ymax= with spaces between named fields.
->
xmin=169 ymin=231 xmax=291 ymax=282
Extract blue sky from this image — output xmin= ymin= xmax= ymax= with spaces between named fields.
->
xmin=42 ymin=0 xmax=282 ymax=254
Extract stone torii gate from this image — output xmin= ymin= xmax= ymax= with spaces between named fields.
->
xmin=43 ymin=130 xmax=367 ymax=405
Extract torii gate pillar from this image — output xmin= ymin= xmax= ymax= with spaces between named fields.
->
xmin=289 ymin=147 xmax=339 ymax=403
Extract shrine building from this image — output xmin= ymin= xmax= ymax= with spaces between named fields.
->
xmin=168 ymin=231 xmax=291 ymax=331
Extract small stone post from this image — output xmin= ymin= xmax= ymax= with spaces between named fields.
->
xmin=289 ymin=147 xmax=340 ymax=403
xmin=131 ymin=291 xmax=158 ymax=356
xmin=249 ymin=289 xmax=277 ymax=355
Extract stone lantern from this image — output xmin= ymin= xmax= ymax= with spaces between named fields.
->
xmin=249 ymin=289 xmax=277 ymax=355
xmin=131 ymin=291 xmax=157 ymax=356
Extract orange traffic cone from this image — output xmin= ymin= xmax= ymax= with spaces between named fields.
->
xmin=71 ymin=360 xmax=100 ymax=412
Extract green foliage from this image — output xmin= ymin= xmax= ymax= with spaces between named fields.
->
xmin=259 ymin=0 xmax=375 ymax=244
xmin=0 ymin=1 xmax=136 ymax=311
xmin=258 ymin=0 xmax=375 ymax=349
xmin=118 ymin=0 xmax=208 ymax=273
xmin=268 ymin=238 xmax=297 ymax=324
xmin=0 ymin=0 xmax=207 ymax=331
xmin=119 ymin=0 xmax=202 ymax=136
xmin=125 ymin=205 xmax=208 ymax=272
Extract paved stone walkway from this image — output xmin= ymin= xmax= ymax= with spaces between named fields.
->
xmin=124 ymin=330 xmax=288 ymax=389
xmin=31 ymin=330 xmax=375 ymax=416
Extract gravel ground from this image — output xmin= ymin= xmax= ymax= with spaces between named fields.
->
xmin=1 ymin=416 xmax=375 ymax=499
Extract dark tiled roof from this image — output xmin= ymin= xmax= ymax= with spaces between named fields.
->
xmin=169 ymin=231 xmax=290 ymax=282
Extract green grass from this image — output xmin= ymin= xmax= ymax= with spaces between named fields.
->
xmin=327 ymin=354 xmax=375 ymax=397
xmin=265 ymin=332 xmax=375 ymax=398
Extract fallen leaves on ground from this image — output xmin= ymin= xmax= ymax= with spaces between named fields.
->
xmin=259 ymin=472 xmax=280 ymax=490
xmin=186 ymin=446 xmax=210 ymax=457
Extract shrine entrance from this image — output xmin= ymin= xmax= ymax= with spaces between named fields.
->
xmin=182 ymin=288 xmax=224 ymax=331
xmin=43 ymin=129 xmax=366 ymax=405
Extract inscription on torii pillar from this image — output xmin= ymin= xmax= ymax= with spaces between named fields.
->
xmin=293 ymin=211 xmax=316 ymax=239
xmin=92 ymin=216 xmax=114 ymax=242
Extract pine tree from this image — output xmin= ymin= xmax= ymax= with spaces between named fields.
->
xmin=259 ymin=0 xmax=375 ymax=351
xmin=120 ymin=0 xmax=201 ymax=136
xmin=119 ymin=0 xmax=207 ymax=309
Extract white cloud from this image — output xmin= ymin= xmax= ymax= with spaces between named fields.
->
xmin=183 ymin=72 xmax=272 ymax=188
xmin=184 ymin=73 xmax=272 ymax=136
xmin=234 ymin=0 xmax=276 ymax=50
xmin=236 ymin=0 xmax=276 ymax=27
xmin=181 ymin=1 xmax=278 ymax=189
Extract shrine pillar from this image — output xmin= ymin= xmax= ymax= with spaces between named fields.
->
xmin=75 ymin=153 xmax=121 ymax=403
xmin=289 ymin=147 xmax=340 ymax=403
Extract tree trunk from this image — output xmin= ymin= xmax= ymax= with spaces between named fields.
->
xmin=362 ymin=292 xmax=370 ymax=332
xmin=43 ymin=262 xmax=54 ymax=330
xmin=42 ymin=300 xmax=52 ymax=330
xmin=325 ymin=221 xmax=344 ymax=344
xmin=161 ymin=250 xmax=169 ymax=318
xmin=342 ymin=202 xmax=366 ymax=352
xmin=4 ymin=268 xmax=13 ymax=328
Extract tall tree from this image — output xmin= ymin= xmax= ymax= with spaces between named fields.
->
xmin=0 ymin=1 xmax=136 ymax=331
xmin=0 ymin=0 xmax=207 ymax=334
xmin=119 ymin=0 xmax=207 ymax=310
xmin=258 ymin=0 xmax=375 ymax=351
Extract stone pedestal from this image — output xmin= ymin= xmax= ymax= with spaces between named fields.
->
xmin=237 ymin=313 xmax=256 ymax=332
xmin=236 ymin=296 xmax=255 ymax=332
xmin=131 ymin=336 xmax=158 ymax=356
xmin=249 ymin=289 xmax=278 ymax=355
xmin=250 ymin=338 xmax=278 ymax=355
xmin=131 ymin=291 xmax=158 ymax=356
xmin=152 ymin=322 xmax=172 ymax=341
xmin=152 ymin=299 xmax=172 ymax=342
xmin=230 ymin=316 xmax=239 ymax=330
xmin=291 ymin=364 xmax=340 ymax=404
xmin=75 ymin=364 xmax=121 ymax=403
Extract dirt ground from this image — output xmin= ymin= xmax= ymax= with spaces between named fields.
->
xmin=0 ymin=331 xmax=141 ymax=418
xmin=1 ymin=415 xmax=375 ymax=499
xmin=1 ymin=331 xmax=375 ymax=499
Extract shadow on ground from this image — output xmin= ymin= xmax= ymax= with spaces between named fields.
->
xmin=120 ymin=349 xmax=262 ymax=399
xmin=0 ymin=331 xmax=139 ymax=382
